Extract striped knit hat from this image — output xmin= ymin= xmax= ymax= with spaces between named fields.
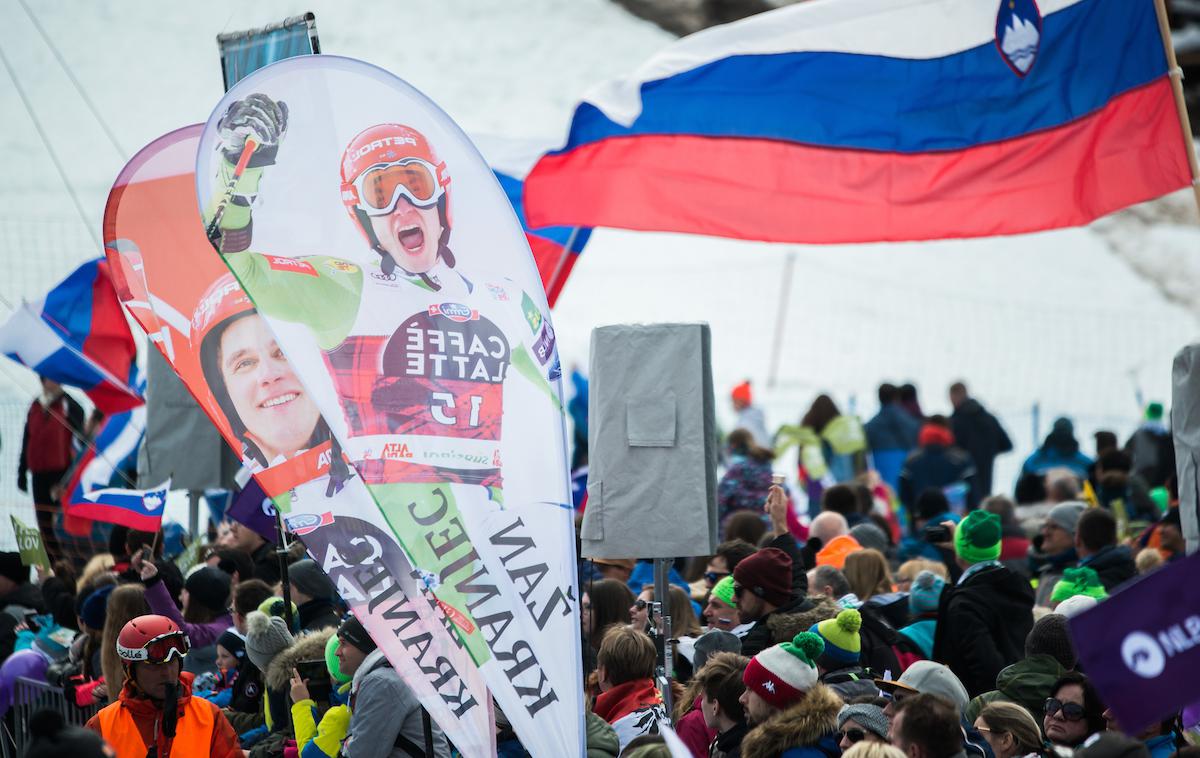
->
xmin=743 ymin=632 xmax=824 ymax=709
xmin=810 ymin=609 xmax=861 ymax=665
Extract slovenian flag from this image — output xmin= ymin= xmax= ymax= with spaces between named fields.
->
xmin=63 ymin=396 xmax=146 ymax=533
xmin=525 ymin=0 xmax=1196 ymax=243
xmin=70 ymin=476 xmax=169 ymax=533
xmin=0 ymin=259 xmax=142 ymax=414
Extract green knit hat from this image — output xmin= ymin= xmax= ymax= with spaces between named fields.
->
xmin=711 ymin=575 xmax=736 ymax=608
xmin=810 ymin=609 xmax=861 ymax=665
xmin=1051 ymin=567 xmax=1109 ymax=604
xmin=954 ymin=510 xmax=1002 ymax=564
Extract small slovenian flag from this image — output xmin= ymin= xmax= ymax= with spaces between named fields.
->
xmin=525 ymin=0 xmax=1195 ymax=243
xmin=70 ymin=477 xmax=170 ymax=532
xmin=0 ymin=259 xmax=142 ymax=414
xmin=63 ymin=398 xmax=146 ymax=534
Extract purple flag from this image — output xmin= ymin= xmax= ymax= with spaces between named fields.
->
xmin=227 ymin=479 xmax=278 ymax=543
xmin=1070 ymin=549 xmax=1200 ymax=734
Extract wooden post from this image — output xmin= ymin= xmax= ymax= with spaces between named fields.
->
xmin=1154 ymin=0 xmax=1200 ymax=215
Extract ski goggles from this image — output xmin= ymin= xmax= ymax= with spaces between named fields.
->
xmin=1044 ymin=698 xmax=1085 ymax=721
xmin=119 ymin=632 xmax=190 ymax=664
xmin=351 ymin=157 xmax=445 ymax=216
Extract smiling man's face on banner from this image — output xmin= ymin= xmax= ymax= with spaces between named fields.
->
xmin=217 ymin=312 xmax=321 ymax=462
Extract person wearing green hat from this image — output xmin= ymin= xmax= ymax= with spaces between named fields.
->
xmin=1049 ymin=567 xmax=1108 ymax=607
xmin=932 ymin=509 xmax=1035 ymax=698
xmin=738 ymin=631 xmax=843 ymax=758
xmin=704 ymin=575 xmax=745 ymax=634
xmin=288 ymin=633 xmax=355 ymax=758
xmin=1126 ymin=401 xmax=1174 ymax=489
xmin=808 ymin=609 xmax=878 ymax=701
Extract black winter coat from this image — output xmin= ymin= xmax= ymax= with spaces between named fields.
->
xmin=932 ymin=564 xmax=1034 ymax=698
xmin=1080 ymin=545 xmax=1137 ymax=592
xmin=740 ymin=594 xmax=815 ymax=658
xmin=899 ymin=445 xmax=979 ymax=511
xmin=951 ymin=399 xmax=1012 ymax=498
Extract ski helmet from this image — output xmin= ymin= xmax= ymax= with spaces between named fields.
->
xmin=339 ymin=124 xmax=454 ymax=274
xmin=116 ymin=615 xmax=190 ymax=666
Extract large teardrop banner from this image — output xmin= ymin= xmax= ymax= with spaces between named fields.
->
xmin=196 ymin=56 xmax=582 ymax=755
xmin=104 ymin=125 xmax=494 ymax=756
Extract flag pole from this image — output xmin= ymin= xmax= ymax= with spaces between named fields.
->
xmin=1154 ymin=0 xmax=1200 ymax=215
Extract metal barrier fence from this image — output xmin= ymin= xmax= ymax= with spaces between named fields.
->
xmin=0 ymin=676 xmax=101 ymax=758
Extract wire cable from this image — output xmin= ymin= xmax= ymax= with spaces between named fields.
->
xmin=17 ymin=0 xmax=128 ymax=160
xmin=0 ymin=43 xmax=102 ymax=253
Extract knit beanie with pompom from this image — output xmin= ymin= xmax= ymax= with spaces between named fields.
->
xmin=1050 ymin=567 xmax=1108 ymax=605
xmin=908 ymin=570 xmax=946 ymax=617
xmin=742 ymin=631 xmax=824 ymax=709
xmin=245 ymin=610 xmax=294 ymax=672
xmin=810 ymin=609 xmax=862 ymax=666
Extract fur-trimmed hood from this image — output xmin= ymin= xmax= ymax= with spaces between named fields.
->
xmin=741 ymin=683 xmax=843 ymax=758
xmin=766 ymin=595 xmax=841 ymax=644
xmin=265 ymin=627 xmax=335 ymax=691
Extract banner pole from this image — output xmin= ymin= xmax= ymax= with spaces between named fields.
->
xmin=654 ymin=557 xmax=674 ymax=724
xmin=422 ymin=709 xmax=435 ymax=755
xmin=275 ymin=508 xmax=296 ymax=633
xmin=544 ymin=226 xmax=581 ymax=305
xmin=1154 ymin=0 xmax=1200 ymax=216
xmin=767 ymin=251 xmax=798 ymax=388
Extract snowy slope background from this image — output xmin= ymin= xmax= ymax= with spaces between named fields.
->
xmin=0 ymin=0 xmax=1197 ymax=546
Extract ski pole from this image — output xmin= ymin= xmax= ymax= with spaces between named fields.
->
xmin=205 ymin=137 xmax=258 ymax=248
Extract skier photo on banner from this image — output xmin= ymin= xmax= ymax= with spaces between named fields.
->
xmin=211 ymin=94 xmax=561 ymax=491
xmin=197 ymin=58 xmax=583 ymax=755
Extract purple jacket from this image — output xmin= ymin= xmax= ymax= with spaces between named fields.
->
xmin=144 ymin=578 xmax=233 ymax=648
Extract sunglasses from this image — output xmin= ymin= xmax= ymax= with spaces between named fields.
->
xmin=732 ymin=583 xmax=745 ymax=598
xmin=633 ymin=599 xmax=648 ymax=611
xmin=1045 ymin=698 xmax=1086 ymax=721
xmin=840 ymin=728 xmax=867 ymax=744
xmin=705 ymin=571 xmax=729 ymax=585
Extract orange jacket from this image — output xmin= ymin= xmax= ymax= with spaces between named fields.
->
xmin=86 ymin=671 xmax=241 ymax=758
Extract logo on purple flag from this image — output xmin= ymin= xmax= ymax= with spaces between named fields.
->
xmin=1070 ymin=548 xmax=1200 ymax=734
xmin=226 ymin=478 xmax=279 ymax=543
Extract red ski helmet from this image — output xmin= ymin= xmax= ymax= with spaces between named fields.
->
xmin=339 ymin=124 xmax=454 ymax=273
xmin=116 ymin=614 xmax=190 ymax=666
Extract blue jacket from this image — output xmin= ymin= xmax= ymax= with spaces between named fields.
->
xmin=781 ymin=733 xmax=842 ymax=758
xmin=865 ymin=405 xmax=920 ymax=452
xmin=1020 ymin=447 xmax=1093 ymax=479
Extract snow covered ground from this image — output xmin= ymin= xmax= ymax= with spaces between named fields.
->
xmin=1 ymin=0 xmax=1197 ymax=545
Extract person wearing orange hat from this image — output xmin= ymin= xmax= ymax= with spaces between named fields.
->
xmin=730 ymin=380 xmax=770 ymax=449
xmin=815 ymin=534 xmax=862 ymax=570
